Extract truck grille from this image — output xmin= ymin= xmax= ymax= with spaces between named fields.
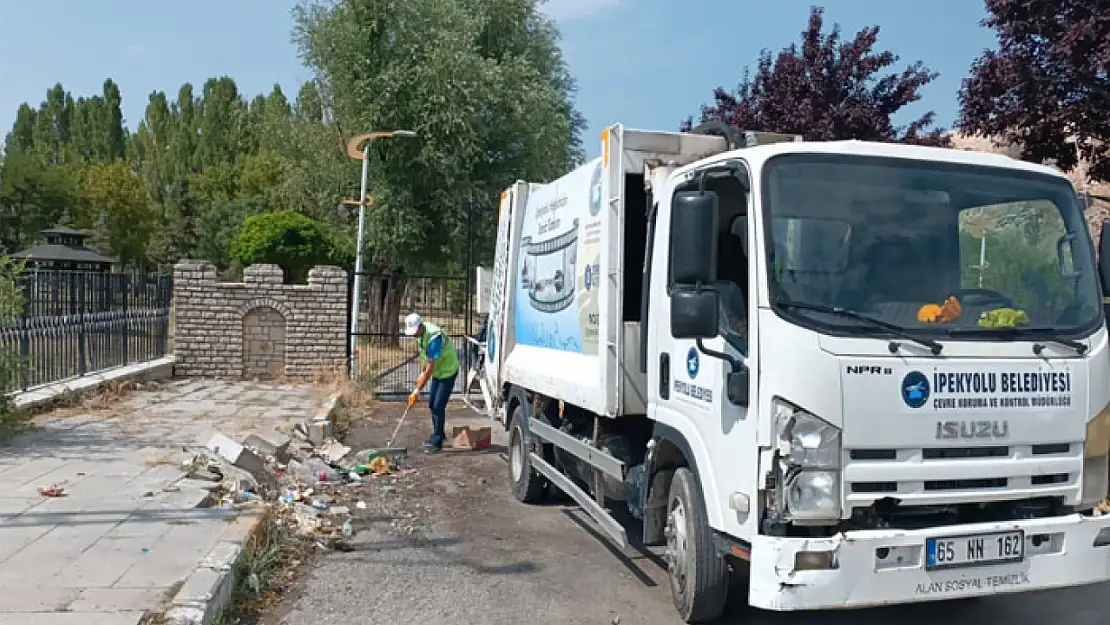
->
xmin=843 ymin=443 xmax=1080 ymax=507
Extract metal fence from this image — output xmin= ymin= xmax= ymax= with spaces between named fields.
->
xmin=0 ymin=270 xmax=172 ymax=392
xmin=349 ymin=272 xmax=479 ymax=398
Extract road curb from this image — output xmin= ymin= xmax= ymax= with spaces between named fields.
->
xmin=162 ymin=506 xmax=267 ymax=625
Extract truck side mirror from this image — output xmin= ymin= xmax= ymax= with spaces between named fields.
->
xmin=670 ymin=190 xmax=719 ymax=285
xmin=727 ymin=367 xmax=749 ymax=406
xmin=670 ymin=289 xmax=719 ymax=339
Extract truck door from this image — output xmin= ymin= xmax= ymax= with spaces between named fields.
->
xmin=647 ymin=162 xmax=760 ymax=537
xmin=485 ymin=184 xmax=526 ymax=421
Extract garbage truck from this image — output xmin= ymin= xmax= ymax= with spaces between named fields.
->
xmin=474 ymin=122 xmax=1110 ymax=622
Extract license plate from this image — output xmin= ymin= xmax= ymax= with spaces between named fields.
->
xmin=925 ymin=530 xmax=1024 ymax=571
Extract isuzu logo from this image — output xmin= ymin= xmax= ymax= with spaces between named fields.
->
xmin=935 ymin=420 xmax=1010 ymax=440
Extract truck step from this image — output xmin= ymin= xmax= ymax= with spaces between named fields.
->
xmin=530 ymin=452 xmax=628 ymax=549
xmin=527 ymin=418 xmax=625 ymax=480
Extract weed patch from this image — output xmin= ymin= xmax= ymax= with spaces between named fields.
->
xmin=213 ymin=510 xmax=307 ymax=625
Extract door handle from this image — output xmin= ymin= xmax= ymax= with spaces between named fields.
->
xmin=659 ymin=353 xmax=670 ymax=399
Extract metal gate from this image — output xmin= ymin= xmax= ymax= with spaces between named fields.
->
xmin=347 ymin=271 xmax=478 ymax=398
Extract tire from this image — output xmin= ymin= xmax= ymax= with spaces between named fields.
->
xmin=508 ymin=402 xmax=547 ymax=504
xmin=666 ymin=467 xmax=730 ymax=623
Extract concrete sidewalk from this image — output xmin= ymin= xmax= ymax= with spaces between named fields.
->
xmin=0 ymin=380 xmax=324 ymax=625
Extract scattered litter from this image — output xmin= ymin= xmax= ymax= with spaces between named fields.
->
xmin=247 ymin=572 xmax=262 ymax=593
xmin=304 ymin=418 xmax=333 ymax=446
xmin=37 ymin=484 xmax=65 ymax=497
xmin=369 ymin=456 xmax=391 ymax=476
xmin=243 ymin=430 xmax=293 ymax=463
xmin=169 ymin=407 xmax=434 ymax=554
xmin=205 ymin=433 xmax=267 ymax=480
xmin=315 ymin=439 xmax=350 ymax=464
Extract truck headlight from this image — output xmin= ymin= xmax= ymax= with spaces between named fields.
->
xmin=1082 ymin=400 xmax=1110 ymax=508
xmin=774 ymin=398 xmax=841 ymax=469
xmin=785 ymin=470 xmax=840 ymax=520
xmin=774 ymin=398 xmax=842 ymax=520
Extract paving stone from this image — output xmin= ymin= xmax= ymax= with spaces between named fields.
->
xmin=67 ymin=588 xmax=166 ymax=612
xmin=0 ymin=380 xmax=318 ymax=618
xmin=0 ymin=458 xmax=69 ymax=484
xmin=0 ymin=613 xmax=145 ymax=625
xmin=0 ymin=525 xmax=53 ymax=561
xmin=0 ymin=587 xmax=79 ymax=612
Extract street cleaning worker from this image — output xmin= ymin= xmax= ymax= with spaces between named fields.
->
xmin=404 ymin=312 xmax=460 ymax=453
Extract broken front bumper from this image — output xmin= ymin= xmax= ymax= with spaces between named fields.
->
xmin=746 ymin=513 xmax=1110 ymax=611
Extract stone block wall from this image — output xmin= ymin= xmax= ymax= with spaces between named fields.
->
xmin=172 ymin=260 xmax=348 ymax=379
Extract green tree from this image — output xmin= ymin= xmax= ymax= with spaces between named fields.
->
xmin=293 ymin=0 xmax=582 ymax=338
xmin=0 ymin=152 xmax=79 ymax=251
xmin=196 ymin=77 xmax=247 ymax=169
xmin=196 ymin=195 xmax=270 ymax=275
xmin=76 ymin=162 xmax=158 ymax=268
xmin=3 ymin=104 xmax=37 ymax=155
xmin=0 ymin=256 xmax=25 ymax=436
xmin=134 ymin=91 xmax=175 ymax=207
xmin=230 ymin=210 xmax=336 ymax=283
xmin=31 ymin=84 xmax=73 ymax=166
xmin=5 ymin=75 xmax=328 ymax=272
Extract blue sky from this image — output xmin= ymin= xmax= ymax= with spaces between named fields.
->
xmin=0 ymin=0 xmax=995 ymax=159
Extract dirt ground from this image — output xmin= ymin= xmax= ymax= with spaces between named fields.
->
xmin=264 ymin=401 xmax=1110 ymax=625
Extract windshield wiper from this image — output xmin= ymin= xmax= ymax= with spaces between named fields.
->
xmin=945 ymin=326 xmax=1088 ymax=355
xmin=775 ymin=300 xmax=943 ymax=355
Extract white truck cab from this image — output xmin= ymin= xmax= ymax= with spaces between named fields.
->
xmin=477 ymin=124 xmax=1110 ymax=622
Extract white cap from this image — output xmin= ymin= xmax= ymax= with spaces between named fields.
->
xmin=403 ymin=312 xmax=423 ymax=336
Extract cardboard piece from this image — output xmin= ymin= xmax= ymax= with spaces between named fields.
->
xmin=451 ymin=426 xmax=492 ymax=451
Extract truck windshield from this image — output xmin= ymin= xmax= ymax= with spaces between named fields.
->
xmin=761 ymin=153 xmax=1103 ymax=340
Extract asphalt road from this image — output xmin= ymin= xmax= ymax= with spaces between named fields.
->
xmin=268 ymin=404 xmax=1110 ymax=625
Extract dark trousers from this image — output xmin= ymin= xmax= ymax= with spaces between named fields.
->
xmin=427 ymin=373 xmax=457 ymax=447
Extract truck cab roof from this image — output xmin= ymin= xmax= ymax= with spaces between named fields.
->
xmin=685 ymin=137 xmax=1067 ymax=181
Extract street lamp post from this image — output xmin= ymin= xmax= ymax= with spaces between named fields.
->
xmin=346 ymin=130 xmax=418 ymax=378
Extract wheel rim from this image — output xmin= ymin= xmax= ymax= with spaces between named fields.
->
xmin=665 ymin=495 xmax=690 ymax=592
xmin=509 ymin=424 xmax=525 ymax=482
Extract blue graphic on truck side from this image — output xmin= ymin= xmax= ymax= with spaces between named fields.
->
xmin=513 ymin=158 xmax=603 ymax=355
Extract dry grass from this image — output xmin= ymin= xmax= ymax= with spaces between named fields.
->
xmin=143 ymin=450 xmax=175 ymax=467
xmin=0 ymin=402 xmax=31 ymax=444
xmin=212 ymin=508 xmax=307 ymax=625
xmin=355 ymin=342 xmax=415 ymax=373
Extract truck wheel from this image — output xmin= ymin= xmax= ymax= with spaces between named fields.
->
xmin=508 ymin=404 xmax=547 ymax=503
xmin=666 ymin=467 xmax=729 ymax=623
